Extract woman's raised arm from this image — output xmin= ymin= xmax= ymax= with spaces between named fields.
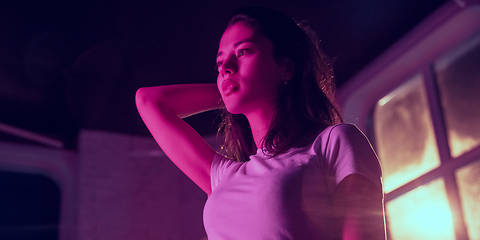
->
xmin=135 ymin=84 xmax=223 ymax=195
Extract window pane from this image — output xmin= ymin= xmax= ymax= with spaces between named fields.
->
xmin=0 ymin=170 xmax=60 ymax=240
xmin=386 ymin=178 xmax=454 ymax=240
xmin=373 ymin=74 xmax=440 ymax=193
xmin=435 ymin=31 xmax=480 ymax=158
xmin=455 ymin=159 xmax=480 ymax=240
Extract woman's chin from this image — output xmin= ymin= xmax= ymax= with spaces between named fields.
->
xmin=224 ymin=102 xmax=244 ymax=115
xmin=225 ymin=106 xmax=241 ymax=115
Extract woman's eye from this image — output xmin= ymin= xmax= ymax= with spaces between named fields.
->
xmin=216 ymin=61 xmax=223 ymax=68
xmin=236 ymin=49 xmax=249 ymax=57
xmin=237 ymin=50 xmax=244 ymax=57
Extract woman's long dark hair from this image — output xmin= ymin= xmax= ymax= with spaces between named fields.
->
xmin=218 ymin=7 xmax=343 ymax=162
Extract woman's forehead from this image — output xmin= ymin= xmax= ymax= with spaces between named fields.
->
xmin=217 ymin=22 xmax=271 ymax=53
xmin=220 ymin=22 xmax=256 ymax=45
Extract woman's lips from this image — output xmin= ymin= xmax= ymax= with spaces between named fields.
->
xmin=222 ymin=79 xmax=239 ymax=96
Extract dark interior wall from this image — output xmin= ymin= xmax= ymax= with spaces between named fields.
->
xmin=0 ymin=0 xmax=447 ymax=149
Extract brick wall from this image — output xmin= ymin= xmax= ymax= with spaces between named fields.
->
xmin=77 ymin=130 xmax=217 ymax=240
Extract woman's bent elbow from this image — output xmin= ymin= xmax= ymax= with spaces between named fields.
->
xmin=135 ymin=87 xmax=159 ymax=109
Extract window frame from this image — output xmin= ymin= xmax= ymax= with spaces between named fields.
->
xmin=0 ymin=141 xmax=78 ymax=240
xmin=337 ymin=1 xmax=480 ymax=239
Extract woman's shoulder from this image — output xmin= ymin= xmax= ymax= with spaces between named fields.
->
xmin=312 ymin=123 xmax=370 ymax=152
xmin=317 ymin=123 xmax=364 ymax=140
xmin=313 ymin=124 xmax=382 ymax=191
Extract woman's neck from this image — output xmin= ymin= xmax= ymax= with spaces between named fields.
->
xmin=245 ymin=107 xmax=275 ymax=150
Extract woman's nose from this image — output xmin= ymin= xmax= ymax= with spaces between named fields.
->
xmin=219 ymin=56 xmax=237 ymax=76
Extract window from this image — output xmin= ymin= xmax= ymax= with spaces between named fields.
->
xmin=386 ymin=178 xmax=454 ymax=239
xmin=435 ymin=32 xmax=480 ymax=158
xmin=0 ymin=141 xmax=77 ymax=240
xmin=455 ymin=159 xmax=480 ymax=239
xmin=373 ymin=26 xmax=480 ymax=240
xmin=374 ymin=74 xmax=440 ymax=193
xmin=0 ymin=171 xmax=60 ymax=240
xmin=338 ymin=2 xmax=480 ymax=239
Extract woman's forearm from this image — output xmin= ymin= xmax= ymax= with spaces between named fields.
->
xmin=135 ymin=83 xmax=221 ymax=194
xmin=135 ymin=83 xmax=223 ymax=118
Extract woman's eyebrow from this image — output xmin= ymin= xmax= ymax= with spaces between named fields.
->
xmin=216 ymin=38 xmax=256 ymax=58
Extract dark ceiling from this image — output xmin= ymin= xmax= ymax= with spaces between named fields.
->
xmin=0 ymin=0 xmax=447 ymax=149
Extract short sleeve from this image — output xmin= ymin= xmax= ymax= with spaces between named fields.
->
xmin=210 ymin=153 xmax=238 ymax=192
xmin=321 ymin=124 xmax=383 ymax=192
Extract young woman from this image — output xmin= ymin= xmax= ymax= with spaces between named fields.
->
xmin=136 ymin=7 xmax=385 ymax=240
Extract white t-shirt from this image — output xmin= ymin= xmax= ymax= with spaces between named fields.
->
xmin=203 ymin=124 xmax=382 ymax=240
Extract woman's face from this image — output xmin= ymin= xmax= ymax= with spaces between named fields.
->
xmin=216 ymin=22 xmax=287 ymax=115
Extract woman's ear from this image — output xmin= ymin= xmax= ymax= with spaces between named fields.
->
xmin=281 ymin=58 xmax=295 ymax=82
